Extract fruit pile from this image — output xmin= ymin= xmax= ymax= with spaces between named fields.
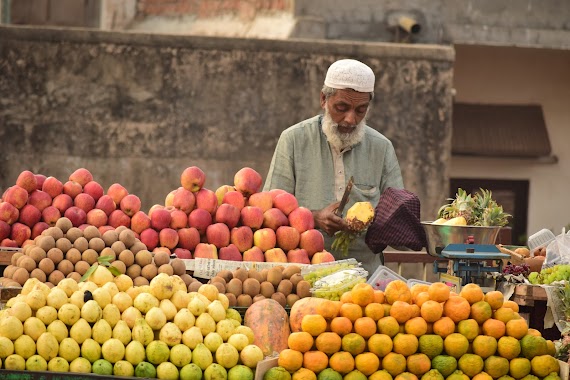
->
xmin=270 ymin=281 xmax=560 ymax=380
xmin=208 ymin=265 xmax=313 ymax=308
xmin=0 ymin=268 xmax=264 ymax=379
xmin=528 ymin=264 xmax=570 ymax=285
xmin=0 ymin=219 xmax=190 ymax=288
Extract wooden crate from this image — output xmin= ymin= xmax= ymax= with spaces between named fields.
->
xmin=512 ymin=284 xmax=547 ymax=306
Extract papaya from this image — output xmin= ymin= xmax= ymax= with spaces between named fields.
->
xmin=244 ymin=298 xmax=290 ymax=356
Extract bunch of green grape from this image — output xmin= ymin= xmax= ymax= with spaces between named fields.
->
xmin=311 ymin=268 xmax=368 ymax=301
xmin=528 ymin=264 xmax=570 ymax=285
xmin=301 ymin=258 xmax=359 ymax=286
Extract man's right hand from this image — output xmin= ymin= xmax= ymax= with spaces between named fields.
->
xmin=312 ymin=202 xmax=348 ymax=236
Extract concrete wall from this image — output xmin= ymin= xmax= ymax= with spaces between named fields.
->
xmin=0 ymin=25 xmax=454 ymax=221
xmin=451 ymin=45 xmax=570 ymax=235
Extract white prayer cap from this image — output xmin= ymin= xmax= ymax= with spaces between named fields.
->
xmin=324 ymin=59 xmax=375 ymax=93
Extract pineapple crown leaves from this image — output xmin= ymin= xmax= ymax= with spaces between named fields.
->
xmin=438 ymin=188 xmax=511 ymax=227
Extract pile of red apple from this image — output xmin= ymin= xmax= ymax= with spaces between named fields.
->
xmin=0 ymin=167 xmax=335 ymax=265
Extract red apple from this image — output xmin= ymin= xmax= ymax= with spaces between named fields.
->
xmin=222 ymin=191 xmax=245 ymax=210
xmin=0 ymin=220 xmax=10 ymax=240
xmin=177 ymin=227 xmax=200 ymax=251
xmin=0 ymin=202 xmax=19 ymax=225
xmin=229 ymin=226 xmax=252 ymax=252
xmin=268 ymin=189 xmax=287 ymax=201
xmin=174 ymin=248 xmax=192 ymax=260
xmin=206 ymin=223 xmax=231 ymax=249
xmin=19 ymin=204 xmax=41 ymax=229
xmin=300 ymin=229 xmax=325 ymax=257
xmin=34 ymin=174 xmax=46 ymax=190
xmin=120 ymin=194 xmax=141 ymax=217
xmin=153 ymin=247 xmax=171 ymax=256
xmin=240 ymin=206 xmax=264 ymax=230
xmin=108 ymin=209 xmax=131 ymax=228
xmin=263 ymin=208 xmax=289 ymax=230
xmin=165 ymin=189 xmax=178 ymax=207
xmin=195 ymin=188 xmax=218 ymax=215
xmin=83 ymin=181 xmax=104 ymax=202
xmin=180 ymin=166 xmax=206 ymax=192
xmin=194 ymin=243 xmax=218 ymax=259
xmin=4 ymin=186 xmax=29 ymax=209
xmin=219 ymin=244 xmax=242 ymax=261
xmin=31 ymin=222 xmax=49 ymax=239
xmin=64 ymin=206 xmax=87 ymax=227
xmin=247 ymin=191 xmax=273 ymax=213
xmin=52 ymin=194 xmax=73 ymax=214
xmin=63 ymin=181 xmax=83 ymax=199
xmin=10 ymin=222 xmax=31 ymax=246
xmin=311 ymin=250 xmax=335 ymax=264
xmin=86 ymin=208 xmax=108 ymax=228
xmin=253 ymin=228 xmax=276 ymax=252
xmin=16 ymin=171 xmax=38 ymax=193
xmin=243 ymin=246 xmax=264 ymax=262
xmin=130 ymin=211 xmax=151 ymax=234
xmin=42 ymin=206 xmax=61 ymax=227
xmin=107 ymin=183 xmax=129 ymax=205
xmin=264 ymin=248 xmax=287 ymax=263
xmin=170 ymin=209 xmax=188 ymax=229
xmin=95 ymin=194 xmax=116 ymax=216
xmin=69 ymin=168 xmax=93 ymax=186
xmin=215 ymin=185 xmax=235 ymax=206
xmin=42 ymin=176 xmax=64 ymax=198
xmin=276 ymin=226 xmax=300 ymax=252
xmin=148 ymin=204 xmax=164 ymax=218
xmin=188 ymin=208 xmax=212 ymax=236
xmin=98 ymin=225 xmax=115 ymax=235
xmin=215 ymin=204 xmax=240 ymax=229
xmin=173 ymin=188 xmax=196 ymax=214
xmin=159 ymin=228 xmax=179 ymax=249
xmin=288 ymin=207 xmax=315 ymax=233
xmin=150 ymin=209 xmax=171 ymax=231
xmin=234 ymin=167 xmax=262 ymax=197
xmin=0 ymin=239 xmax=18 ymax=248
xmin=28 ymin=190 xmax=52 ymax=211
xmin=140 ymin=228 xmax=159 ymax=250
xmin=287 ymin=248 xmax=310 ymax=264
xmin=273 ymin=192 xmax=299 ymax=216
xmin=74 ymin=193 xmax=95 ymax=213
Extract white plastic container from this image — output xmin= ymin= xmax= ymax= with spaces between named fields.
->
xmin=367 ymin=265 xmax=407 ymax=291
xmin=528 ymin=228 xmax=556 ymax=253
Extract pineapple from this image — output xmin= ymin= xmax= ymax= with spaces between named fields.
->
xmin=436 ymin=188 xmax=511 ymax=227
xmin=437 ymin=188 xmax=476 ymax=224
xmin=332 ymin=202 xmax=375 ymax=257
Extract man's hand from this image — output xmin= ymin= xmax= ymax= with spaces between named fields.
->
xmin=312 ymin=202 xmax=348 ymax=236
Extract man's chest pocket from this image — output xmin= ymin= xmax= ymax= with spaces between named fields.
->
xmin=352 ymin=183 xmax=380 ymax=204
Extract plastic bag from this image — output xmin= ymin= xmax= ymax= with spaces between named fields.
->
xmin=543 ymin=228 xmax=570 ymax=268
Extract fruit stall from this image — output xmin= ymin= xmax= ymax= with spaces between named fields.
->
xmin=0 ymin=167 xmax=567 ymax=380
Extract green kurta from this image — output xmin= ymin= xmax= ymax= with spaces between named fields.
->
xmin=264 ymin=115 xmax=404 ymax=276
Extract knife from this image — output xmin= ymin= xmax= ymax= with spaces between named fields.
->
xmin=334 ymin=176 xmax=354 ymax=217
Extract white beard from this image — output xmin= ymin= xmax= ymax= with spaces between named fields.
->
xmin=321 ymin=109 xmax=366 ymax=150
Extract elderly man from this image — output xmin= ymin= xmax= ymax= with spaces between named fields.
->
xmin=264 ymin=59 xmax=404 ymax=276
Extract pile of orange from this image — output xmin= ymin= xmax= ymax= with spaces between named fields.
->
xmin=273 ymin=281 xmax=560 ymax=380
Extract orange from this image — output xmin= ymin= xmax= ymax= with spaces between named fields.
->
xmin=340 ymin=303 xmax=363 ymax=323
xmin=382 ymin=352 xmax=407 ymax=377
xmin=530 ymin=355 xmax=559 ymax=378
xmin=406 ymin=353 xmax=431 ymax=376
xmin=365 ymin=303 xmax=386 ymax=321
xmin=330 ymin=316 xmax=353 ymax=337
xmin=502 ymin=300 xmax=519 ymax=313
xmin=385 ymin=280 xmax=412 ymax=305
xmin=505 ymin=318 xmax=528 ymax=340
xmin=483 ymin=356 xmax=509 ymax=379
xmin=497 ymin=336 xmax=521 ymax=360
xmin=526 ymin=328 xmax=541 ymax=337
xmin=470 ymin=301 xmax=493 ymax=324
xmin=367 ymin=333 xmax=393 ymax=358
xmin=292 ymin=368 xmax=317 ymax=380
xmin=394 ymin=372 xmax=419 ymax=380
xmin=374 ymin=290 xmax=386 ymax=304
xmin=414 ymin=292 xmax=430 ymax=307
xmin=288 ymin=331 xmax=315 ymax=353
xmin=457 ymin=319 xmax=479 ymax=342
xmin=509 ymin=357 xmax=531 ymax=379
xmin=493 ymin=308 xmax=516 ymax=324
xmin=302 ymin=314 xmax=328 ymax=337
xmin=329 ymin=351 xmax=355 ymax=375
xmin=353 ymin=317 xmax=377 ymax=339
xmin=340 ymin=291 xmax=353 ymax=304
xmin=482 ymin=318 xmax=506 ymax=339
xmin=352 ymin=283 xmax=375 ymax=307
xmin=317 ymin=299 xmax=341 ymax=319
xmin=443 ymin=333 xmax=469 ymax=359
xmin=459 ymin=283 xmax=485 ymax=305
xmin=520 ymin=334 xmax=548 ymax=359
xmin=410 ymin=284 xmax=430 ymax=303
xmin=432 ymin=317 xmax=455 ymax=338
xmin=383 ymin=304 xmax=392 ymax=317
xmin=404 ymin=317 xmax=428 ymax=337
xmin=472 ymin=335 xmax=498 ymax=359
xmin=377 ymin=316 xmax=400 ymax=338
xmin=418 ymin=334 xmax=444 ymax=359
xmin=390 ymin=301 xmax=414 ymax=324
xmin=472 ymin=372 xmax=494 ymax=380
xmin=428 ymin=282 xmax=451 ymax=303
xmin=278 ymin=348 xmax=304 ymax=372
xmin=315 ymin=332 xmax=342 ymax=355
xmin=369 ymin=370 xmax=394 ymax=380
xmin=420 ymin=300 xmax=443 ymax=323
xmin=443 ymin=296 xmax=471 ymax=323
xmin=410 ymin=304 xmax=421 ymax=318
xmin=457 ymin=353 xmax=484 ymax=377
xmin=546 ymin=340 xmax=556 ymax=356
xmin=355 ymin=352 xmax=381 ymax=376
xmin=484 ymin=291 xmax=504 ymax=310
xmin=341 ymin=333 xmax=366 ymax=356
xmin=303 ymin=350 xmax=329 ymax=374
xmin=392 ymin=333 xmax=419 ymax=357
